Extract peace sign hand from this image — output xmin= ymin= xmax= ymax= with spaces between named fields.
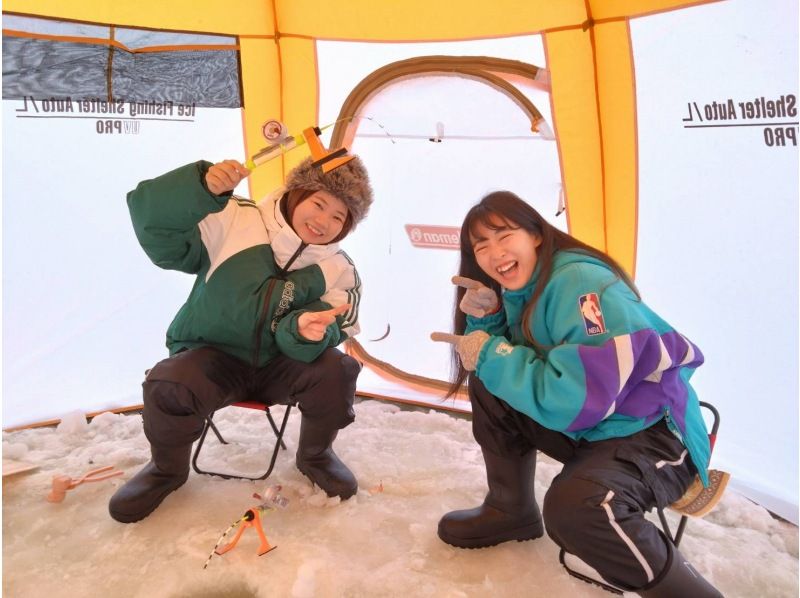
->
xmin=430 ymin=330 xmax=490 ymax=371
xmin=298 ymin=304 xmax=350 ymax=341
xmin=452 ymin=276 xmax=499 ymax=318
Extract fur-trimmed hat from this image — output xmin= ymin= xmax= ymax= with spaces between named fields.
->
xmin=284 ymin=156 xmax=373 ymax=224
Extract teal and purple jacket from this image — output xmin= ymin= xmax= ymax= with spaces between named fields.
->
xmin=468 ymin=250 xmax=711 ymax=485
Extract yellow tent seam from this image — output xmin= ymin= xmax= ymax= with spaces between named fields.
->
xmin=626 ymin=19 xmax=640 ymax=279
xmin=584 ymin=0 xmax=609 ymax=253
xmin=2 ymin=29 xmax=239 ymax=52
xmin=271 ymin=0 xmax=286 ymax=178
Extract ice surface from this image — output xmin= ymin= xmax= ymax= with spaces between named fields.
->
xmin=2 ymin=401 xmax=797 ymax=597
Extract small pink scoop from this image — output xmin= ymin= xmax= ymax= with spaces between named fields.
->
xmin=46 ymin=465 xmax=123 ymax=503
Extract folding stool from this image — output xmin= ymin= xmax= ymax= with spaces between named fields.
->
xmin=191 ymin=401 xmax=295 ymax=481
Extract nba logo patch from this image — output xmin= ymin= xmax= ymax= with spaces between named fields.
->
xmin=578 ymin=293 xmax=607 ymax=336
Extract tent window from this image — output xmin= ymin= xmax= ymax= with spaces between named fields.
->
xmin=110 ymin=49 xmax=240 ymax=106
xmin=2 ymin=14 xmax=241 ymax=107
xmin=3 ymin=37 xmax=108 ymax=99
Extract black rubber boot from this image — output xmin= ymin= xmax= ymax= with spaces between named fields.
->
xmin=295 ymin=416 xmax=357 ymax=500
xmin=438 ymin=448 xmax=543 ymax=548
xmin=108 ymin=444 xmax=190 ymax=523
xmin=637 ymin=540 xmax=723 ymax=597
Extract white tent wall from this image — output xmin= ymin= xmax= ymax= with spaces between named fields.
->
xmin=2 ymin=0 xmax=798 ymax=526
xmin=1 ymin=103 xmax=247 ymax=425
xmin=630 ymin=0 xmax=798 ymax=522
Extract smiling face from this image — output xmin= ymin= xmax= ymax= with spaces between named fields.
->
xmin=469 ymin=216 xmax=542 ymax=291
xmin=290 ymin=190 xmax=349 ymax=245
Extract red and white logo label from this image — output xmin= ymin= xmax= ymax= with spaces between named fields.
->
xmin=404 ymin=224 xmax=460 ymax=250
xmin=578 ymin=292 xmax=607 ymax=336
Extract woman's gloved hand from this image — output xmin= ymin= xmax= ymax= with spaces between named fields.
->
xmin=453 ymin=276 xmax=499 ymax=318
xmin=430 ymin=330 xmax=490 ymax=371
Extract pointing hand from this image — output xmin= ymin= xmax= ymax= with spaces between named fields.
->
xmin=430 ymin=330 xmax=490 ymax=371
xmin=452 ymin=276 xmax=499 ymax=318
xmin=298 ymin=304 xmax=350 ymax=341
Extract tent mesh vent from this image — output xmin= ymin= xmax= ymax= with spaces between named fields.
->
xmin=3 ymin=35 xmax=241 ymax=107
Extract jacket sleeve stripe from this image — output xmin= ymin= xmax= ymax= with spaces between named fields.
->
xmin=567 ymin=329 xmax=705 ymax=432
xmin=337 ymin=250 xmax=362 ymax=328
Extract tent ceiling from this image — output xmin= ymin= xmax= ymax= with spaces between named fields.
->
xmin=2 ymin=1 xmax=722 ymax=39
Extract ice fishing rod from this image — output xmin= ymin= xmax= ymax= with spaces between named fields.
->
xmin=244 ymin=119 xmax=339 ymax=170
xmin=244 ymin=115 xmax=394 ymax=171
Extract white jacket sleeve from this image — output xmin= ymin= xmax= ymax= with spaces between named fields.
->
xmin=315 ymin=251 xmax=362 ymax=340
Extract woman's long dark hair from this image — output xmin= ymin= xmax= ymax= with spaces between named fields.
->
xmin=447 ymin=190 xmax=639 ymax=397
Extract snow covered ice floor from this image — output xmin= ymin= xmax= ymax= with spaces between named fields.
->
xmin=3 ymin=400 xmax=798 ymax=598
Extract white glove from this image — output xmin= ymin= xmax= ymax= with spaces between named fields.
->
xmin=430 ymin=330 xmax=490 ymax=371
xmin=453 ymin=276 xmax=499 ymax=318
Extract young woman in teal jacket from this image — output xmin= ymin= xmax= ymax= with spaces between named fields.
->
xmin=432 ymin=191 xmax=721 ymax=597
xmin=110 ymin=156 xmax=372 ymax=523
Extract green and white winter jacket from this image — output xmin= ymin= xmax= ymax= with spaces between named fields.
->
xmin=127 ymin=161 xmax=362 ymax=366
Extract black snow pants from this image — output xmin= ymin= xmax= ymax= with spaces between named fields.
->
xmin=140 ymin=346 xmax=360 ymax=450
xmin=469 ymin=375 xmax=697 ymax=591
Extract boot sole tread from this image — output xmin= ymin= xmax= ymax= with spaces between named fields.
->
xmin=438 ymin=523 xmax=544 ymax=549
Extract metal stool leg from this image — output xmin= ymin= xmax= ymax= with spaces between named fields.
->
xmin=266 ymin=408 xmax=289 ymax=450
xmin=192 ymin=403 xmax=293 ymax=481
xmin=262 ymin=405 xmax=293 ymax=480
xmin=191 ymin=412 xmax=229 ymax=475
xmin=558 ymin=549 xmax=624 ymax=595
